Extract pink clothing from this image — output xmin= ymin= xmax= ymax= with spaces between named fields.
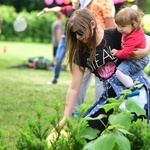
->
xmin=115 ymin=29 xmax=146 ymax=59
xmin=60 ymin=5 xmax=73 ymax=15
xmin=113 ymin=0 xmax=125 ymax=4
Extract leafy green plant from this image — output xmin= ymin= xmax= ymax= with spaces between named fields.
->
xmin=46 ymin=102 xmax=90 ymax=150
xmin=127 ymin=119 xmax=150 ymax=150
xmin=15 ymin=102 xmax=90 ymax=150
xmin=83 ymin=87 xmax=147 ymax=150
xmin=13 ymin=86 xmax=150 ymax=150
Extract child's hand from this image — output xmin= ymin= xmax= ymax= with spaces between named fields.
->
xmin=111 ymin=49 xmax=118 ymax=56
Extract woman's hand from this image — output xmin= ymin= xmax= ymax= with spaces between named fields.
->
xmin=50 ymin=116 xmax=67 ymax=133
xmin=130 ymin=49 xmax=142 ymax=60
xmin=50 ymin=64 xmax=84 ymax=134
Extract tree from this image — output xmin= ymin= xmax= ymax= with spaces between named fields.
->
xmin=135 ymin=0 xmax=147 ymax=12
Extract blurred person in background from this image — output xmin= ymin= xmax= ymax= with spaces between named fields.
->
xmin=43 ymin=0 xmax=80 ymax=84
xmin=50 ymin=11 xmax=65 ymax=67
xmin=0 ymin=15 xmax=2 ymax=34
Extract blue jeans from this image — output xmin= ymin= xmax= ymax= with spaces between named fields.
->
xmin=73 ymin=72 xmax=104 ymax=114
xmin=117 ymin=55 xmax=149 ymax=76
xmin=54 ymin=35 xmax=66 ymax=79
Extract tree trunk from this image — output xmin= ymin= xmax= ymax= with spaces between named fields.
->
xmin=135 ymin=0 xmax=147 ymax=12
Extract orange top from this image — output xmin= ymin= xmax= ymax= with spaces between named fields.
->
xmin=87 ymin=0 xmax=115 ymax=30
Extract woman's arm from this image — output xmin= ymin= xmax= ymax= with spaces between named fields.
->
xmin=104 ymin=17 xmax=116 ymax=29
xmin=130 ymin=35 xmax=150 ymax=59
xmin=57 ymin=64 xmax=84 ymax=128
xmin=103 ymin=0 xmax=116 ymax=29
xmin=64 ymin=64 xmax=84 ymax=117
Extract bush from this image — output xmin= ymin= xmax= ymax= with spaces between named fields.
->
xmin=127 ymin=119 xmax=150 ymax=150
xmin=16 ymin=107 xmax=50 ymax=150
xmin=0 ymin=5 xmax=59 ymax=43
xmin=15 ymin=102 xmax=88 ymax=150
xmin=12 ymin=89 xmax=150 ymax=150
xmin=83 ymin=87 xmax=150 ymax=150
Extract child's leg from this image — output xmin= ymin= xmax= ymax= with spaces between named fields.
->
xmin=116 ymin=70 xmax=133 ymax=88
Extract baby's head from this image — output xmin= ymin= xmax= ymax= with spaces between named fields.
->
xmin=115 ymin=6 xmax=144 ymax=31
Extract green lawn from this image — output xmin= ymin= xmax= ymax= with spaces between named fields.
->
xmin=0 ymin=41 xmax=149 ymax=149
xmin=0 ymin=41 xmax=95 ymax=149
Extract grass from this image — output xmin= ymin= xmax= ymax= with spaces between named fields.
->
xmin=0 ymin=41 xmax=95 ymax=149
xmin=0 ymin=41 xmax=149 ymax=149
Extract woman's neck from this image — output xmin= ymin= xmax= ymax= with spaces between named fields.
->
xmin=96 ymin=30 xmax=104 ymax=46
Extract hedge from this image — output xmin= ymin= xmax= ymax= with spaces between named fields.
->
xmin=0 ymin=5 xmax=64 ymax=43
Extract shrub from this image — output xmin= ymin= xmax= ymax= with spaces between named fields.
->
xmin=0 ymin=5 xmax=58 ymax=43
xmin=15 ymin=88 xmax=150 ymax=150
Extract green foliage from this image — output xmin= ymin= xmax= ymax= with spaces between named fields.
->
xmin=3 ymin=86 xmax=150 ymax=150
xmin=0 ymin=5 xmax=17 ymax=41
xmin=83 ymin=87 xmax=148 ymax=150
xmin=0 ymin=42 xmax=149 ymax=149
xmin=15 ymin=102 xmax=89 ymax=150
xmin=0 ymin=5 xmax=57 ymax=43
xmin=127 ymin=119 xmax=150 ymax=150
xmin=0 ymin=130 xmax=8 ymax=150
xmin=47 ymin=101 xmax=88 ymax=150
xmin=14 ymin=83 xmax=148 ymax=150
xmin=144 ymin=61 xmax=150 ymax=76
xmin=16 ymin=107 xmax=50 ymax=150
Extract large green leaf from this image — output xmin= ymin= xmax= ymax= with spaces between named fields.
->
xmin=101 ymin=103 xmax=119 ymax=112
xmin=93 ymin=133 xmax=115 ymax=150
xmin=83 ymin=141 xmax=95 ymax=150
xmin=117 ymin=128 xmax=133 ymax=136
xmin=80 ymin=127 xmax=100 ymax=140
xmin=85 ymin=114 xmax=107 ymax=121
xmin=83 ymin=133 xmax=116 ymax=150
xmin=114 ymin=134 xmax=131 ymax=150
xmin=109 ymin=111 xmax=131 ymax=130
xmin=125 ymin=98 xmax=146 ymax=116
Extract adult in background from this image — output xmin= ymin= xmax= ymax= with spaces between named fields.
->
xmin=0 ymin=14 xmax=2 ymax=34
xmin=51 ymin=12 xmax=65 ymax=66
xmin=43 ymin=0 xmax=80 ymax=84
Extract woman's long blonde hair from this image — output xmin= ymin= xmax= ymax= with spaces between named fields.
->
xmin=66 ymin=8 xmax=97 ymax=72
